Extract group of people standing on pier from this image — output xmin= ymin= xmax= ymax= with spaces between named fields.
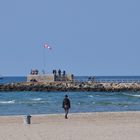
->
xmin=52 ymin=69 xmax=71 ymax=81
xmin=30 ymin=69 xmax=66 ymax=76
xmin=29 ymin=69 xmax=74 ymax=82
xmin=52 ymin=69 xmax=66 ymax=77
xmin=30 ymin=69 xmax=39 ymax=75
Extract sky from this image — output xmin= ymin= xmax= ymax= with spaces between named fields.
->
xmin=0 ymin=0 xmax=140 ymax=76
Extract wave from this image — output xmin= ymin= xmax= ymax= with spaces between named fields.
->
xmin=96 ymin=100 xmax=139 ymax=106
xmin=88 ymin=95 xmax=94 ymax=98
xmin=18 ymin=100 xmax=47 ymax=104
xmin=122 ymin=93 xmax=140 ymax=98
xmin=92 ymin=102 xmax=96 ymax=104
xmin=0 ymin=100 xmax=15 ymax=104
xmin=130 ymin=94 xmax=140 ymax=97
xmin=31 ymin=98 xmax=42 ymax=101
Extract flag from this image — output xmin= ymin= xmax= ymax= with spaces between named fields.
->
xmin=44 ymin=43 xmax=52 ymax=50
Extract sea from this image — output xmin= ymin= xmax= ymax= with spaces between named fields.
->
xmin=0 ymin=76 xmax=140 ymax=116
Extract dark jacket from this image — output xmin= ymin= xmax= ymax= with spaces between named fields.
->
xmin=62 ymin=98 xmax=71 ymax=109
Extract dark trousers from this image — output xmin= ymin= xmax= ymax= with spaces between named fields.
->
xmin=64 ymin=107 xmax=69 ymax=119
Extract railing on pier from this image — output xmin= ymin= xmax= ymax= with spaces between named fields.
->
xmin=74 ymin=76 xmax=140 ymax=83
xmin=95 ymin=79 xmax=140 ymax=83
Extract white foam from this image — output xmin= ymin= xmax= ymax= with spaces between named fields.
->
xmin=131 ymin=94 xmax=140 ymax=97
xmin=88 ymin=95 xmax=94 ymax=98
xmin=0 ymin=100 xmax=15 ymax=104
xmin=124 ymin=105 xmax=128 ymax=108
xmin=31 ymin=98 xmax=42 ymax=101
xmin=122 ymin=93 xmax=140 ymax=97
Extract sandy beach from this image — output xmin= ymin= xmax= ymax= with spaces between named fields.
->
xmin=0 ymin=112 xmax=140 ymax=140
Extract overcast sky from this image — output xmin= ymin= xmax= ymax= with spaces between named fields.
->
xmin=0 ymin=0 xmax=140 ymax=76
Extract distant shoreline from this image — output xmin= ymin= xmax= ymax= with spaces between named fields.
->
xmin=0 ymin=111 xmax=139 ymax=117
xmin=0 ymin=81 xmax=140 ymax=92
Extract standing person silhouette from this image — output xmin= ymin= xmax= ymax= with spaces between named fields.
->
xmin=62 ymin=95 xmax=71 ymax=119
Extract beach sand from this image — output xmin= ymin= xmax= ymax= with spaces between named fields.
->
xmin=0 ymin=112 xmax=140 ymax=140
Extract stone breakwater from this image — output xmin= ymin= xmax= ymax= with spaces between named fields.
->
xmin=0 ymin=82 xmax=140 ymax=92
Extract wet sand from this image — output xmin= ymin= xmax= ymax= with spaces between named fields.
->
xmin=0 ymin=112 xmax=140 ymax=140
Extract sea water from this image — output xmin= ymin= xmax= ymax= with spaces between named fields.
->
xmin=0 ymin=76 xmax=140 ymax=115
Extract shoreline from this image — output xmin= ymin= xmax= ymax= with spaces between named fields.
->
xmin=0 ymin=111 xmax=140 ymax=124
xmin=0 ymin=110 xmax=140 ymax=117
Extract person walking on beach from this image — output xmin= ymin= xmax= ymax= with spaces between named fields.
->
xmin=62 ymin=95 xmax=71 ymax=119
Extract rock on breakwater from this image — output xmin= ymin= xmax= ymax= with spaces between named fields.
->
xmin=0 ymin=82 xmax=140 ymax=92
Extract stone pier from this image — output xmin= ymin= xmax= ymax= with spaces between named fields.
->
xmin=0 ymin=81 xmax=140 ymax=92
